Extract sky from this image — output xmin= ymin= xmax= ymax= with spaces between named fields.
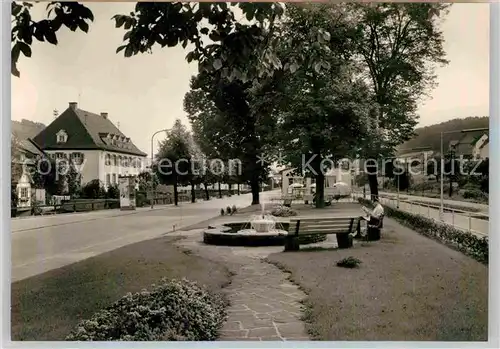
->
xmin=12 ymin=3 xmax=489 ymax=156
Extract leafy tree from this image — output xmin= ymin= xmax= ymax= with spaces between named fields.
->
xmin=267 ymin=5 xmax=372 ymax=208
xmin=11 ymin=133 xmax=24 ymax=183
xmin=137 ymin=170 xmax=158 ymax=192
xmin=67 ymin=161 xmax=81 ymax=197
xmin=155 ymin=119 xmax=192 ymax=206
xmin=11 ymin=1 xmax=94 ymax=77
xmin=12 ymin=2 xmax=286 ymax=80
xmin=185 ymin=73 xmax=271 ymax=205
xmin=348 ymin=3 xmax=450 ymax=200
xmin=31 ymin=156 xmax=64 ymax=195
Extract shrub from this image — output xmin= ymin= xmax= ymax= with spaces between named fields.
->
xmin=271 ymin=205 xmax=298 ymax=217
xmin=66 ymin=279 xmax=226 ymax=341
xmin=136 ymin=191 xmax=148 ymax=207
xmin=463 ymin=189 xmax=485 ymax=200
xmin=231 ymin=205 xmax=237 ymax=214
xmin=226 ymin=206 xmax=232 ymax=215
xmin=220 ymin=208 xmax=225 ymax=216
xmin=106 ymin=184 xmax=120 ymax=199
xmin=81 ymin=179 xmax=106 ymax=199
xmin=358 ymin=198 xmax=488 ymax=264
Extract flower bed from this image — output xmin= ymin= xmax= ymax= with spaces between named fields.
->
xmin=66 ymin=278 xmax=226 ymax=341
xmin=358 ymin=198 xmax=488 ymax=264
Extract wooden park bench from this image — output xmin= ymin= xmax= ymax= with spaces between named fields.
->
xmin=284 ymin=216 xmax=360 ymax=251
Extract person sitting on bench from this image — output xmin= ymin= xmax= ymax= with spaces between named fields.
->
xmin=362 ymin=196 xmax=384 ymax=226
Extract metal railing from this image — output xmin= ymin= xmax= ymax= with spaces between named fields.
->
xmin=352 ymin=192 xmax=488 ymax=237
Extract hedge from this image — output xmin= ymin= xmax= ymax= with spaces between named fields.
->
xmin=358 ymin=198 xmax=488 ymax=265
xmin=66 ymin=278 xmax=226 ymax=341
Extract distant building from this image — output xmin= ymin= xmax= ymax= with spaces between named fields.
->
xmin=33 ymin=102 xmax=147 ymax=189
xmin=472 ymin=134 xmax=489 ymax=160
xmin=11 ymin=120 xmax=47 ymax=209
xmin=449 ymin=130 xmax=489 ymax=159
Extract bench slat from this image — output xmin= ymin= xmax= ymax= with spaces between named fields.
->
xmin=299 ymin=224 xmax=353 ymax=231
xmin=297 ymin=227 xmax=352 ymax=234
xmin=300 ymin=219 xmax=352 ymax=227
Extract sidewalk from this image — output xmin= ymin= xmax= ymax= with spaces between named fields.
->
xmin=174 ymin=230 xmax=309 ymax=341
xmin=378 ymin=191 xmax=489 ymax=214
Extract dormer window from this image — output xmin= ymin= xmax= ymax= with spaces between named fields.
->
xmin=56 ymin=130 xmax=68 ymax=143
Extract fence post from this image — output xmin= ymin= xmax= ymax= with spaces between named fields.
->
xmin=427 ymin=204 xmax=430 ymax=218
xmin=92 ymin=202 xmax=95 ymax=211
xmin=468 ymin=212 xmax=472 ymax=232
xmin=451 ymin=209 xmax=455 ymax=226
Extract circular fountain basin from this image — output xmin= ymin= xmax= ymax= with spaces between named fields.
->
xmin=203 ymin=222 xmax=326 ymax=247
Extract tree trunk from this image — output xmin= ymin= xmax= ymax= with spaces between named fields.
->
xmin=250 ymin=179 xmax=260 ymax=205
xmin=367 ymin=168 xmax=379 ymax=201
xmin=449 ymin=177 xmax=453 ymax=197
xmin=173 ymin=181 xmax=179 ymax=206
xmin=203 ymin=183 xmax=209 ymax=200
xmin=237 ymin=183 xmax=240 ymax=195
xmin=315 ymin=173 xmax=325 ymax=208
xmin=218 ymin=182 xmax=222 ymax=198
xmin=190 ymin=181 xmax=196 ymax=203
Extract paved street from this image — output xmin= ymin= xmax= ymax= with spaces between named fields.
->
xmin=11 ymin=191 xmax=279 ymax=282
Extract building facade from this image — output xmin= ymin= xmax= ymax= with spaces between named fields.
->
xmin=33 ymin=102 xmax=147 ymax=189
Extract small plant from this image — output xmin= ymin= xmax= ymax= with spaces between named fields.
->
xmin=220 ymin=208 xmax=225 ymax=216
xmin=336 ymin=256 xmax=362 ymax=268
xmin=226 ymin=206 xmax=231 ymax=215
xmin=231 ymin=205 xmax=237 ymax=214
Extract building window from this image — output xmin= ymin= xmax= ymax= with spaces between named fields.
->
xmin=112 ymin=174 xmax=117 ymax=184
xmin=105 ymin=154 xmax=111 ymax=166
xmin=56 ymin=130 xmax=68 ymax=143
xmin=113 ymin=155 xmax=117 ymax=166
xmin=106 ymin=174 xmax=111 ymax=187
xmin=20 ymin=187 xmax=28 ymax=198
xmin=71 ymin=152 xmax=84 ymax=165
xmin=55 ymin=152 xmax=66 ymax=159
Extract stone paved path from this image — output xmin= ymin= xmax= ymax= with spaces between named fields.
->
xmin=173 ymin=229 xmax=312 ymax=341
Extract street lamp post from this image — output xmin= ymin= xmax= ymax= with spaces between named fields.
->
xmin=439 ymin=127 xmax=488 ymax=220
xmin=150 ymin=128 xmax=170 ymax=209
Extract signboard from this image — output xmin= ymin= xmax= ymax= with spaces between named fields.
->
xmin=119 ymin=176 xmax=136 ymax=210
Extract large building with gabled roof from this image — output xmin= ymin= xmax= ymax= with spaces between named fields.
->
xmin=33 ymin=102 xmax=147 ymax=188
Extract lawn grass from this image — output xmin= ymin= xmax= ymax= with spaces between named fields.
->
xmin=11 ymin=236 xmax=232 ymax=341
xmin=266 ymin=219 xmax=488 ymax=341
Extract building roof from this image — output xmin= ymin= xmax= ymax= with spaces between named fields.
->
xmin=33 ymin=102 xmax=147 ymax=157
xmin=479 ymin=137 xmax=489 ymax=149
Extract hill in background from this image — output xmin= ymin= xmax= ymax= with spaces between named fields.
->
xmin=396 ymin=116 xmax=489 ymax=154
xmin=11 ymin=119 xmax=46 ymax=140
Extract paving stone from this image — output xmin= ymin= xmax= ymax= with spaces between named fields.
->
xmin=260 ymin=336 xmax=284 ymax=341
xmin=247 ymin=327 xmax=280 ymax=338
xmin=276 ymin=322 xmax=309 ymax=338
xmin=219 ymin=329 xmax=249 ymax=338
xmin=222 ymin=321 xmax=243 ymax=331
